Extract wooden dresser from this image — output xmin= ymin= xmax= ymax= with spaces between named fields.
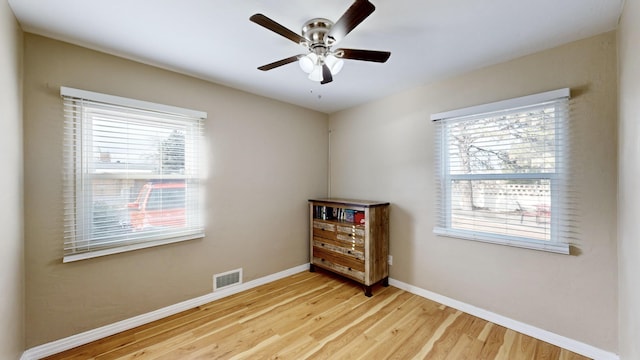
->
xmin=308 ymin=198 xmax=389 ymax=296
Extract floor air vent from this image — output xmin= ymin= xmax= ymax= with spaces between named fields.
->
xmin=213 ymin=268 xmax=243 ymax=292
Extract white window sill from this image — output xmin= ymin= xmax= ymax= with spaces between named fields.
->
xmin=63 ymin=233 xmax=204 ymax=263
xmin=433 ymin=227 xmax=570 ymax=255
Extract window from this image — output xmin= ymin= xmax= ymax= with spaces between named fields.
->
xmin=431 ymin=89 xmax=571 ymax=254
xmin=61 ymin=87 xmax=206 ymax=262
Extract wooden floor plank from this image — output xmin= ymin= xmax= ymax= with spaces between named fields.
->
xmin=301 ymin=286 xmax=406 ymax=359
xmin=478 ymin=323 xmax=508 ymax=359
xmin=443 ymin=334 xmax=474 ymax=360
xmin=334 ymin=295 xmax=426 ymax=359
xmin=535 ymin=338 xmax=562 ymax=360
xmin=232 ymin=284 xmax=366 ymax=359
xmin=148 ymin=281 xmax=335 ymax=359
xmin=425 ymin=310 xmax=474 ymax=359
xmin=507 ymin=332 xmax=537 ymax=360
xmin=376 ymin=304 xmax=459 ymax=359
xmin=494 ymin=328 xmax=517 ymax=359
xmin=116 ymin=279 xmax=336 ymax=360
xmin=44 ymin=270 xmax=592 ymax=360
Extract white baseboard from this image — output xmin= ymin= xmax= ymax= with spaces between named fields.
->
xmin=21 ymin=264 xmax=309 ymax=360
xmin=389 ymin=278 xmax=619 ymax=360
xmin=22 ymin=265 xmax=618 ymax=360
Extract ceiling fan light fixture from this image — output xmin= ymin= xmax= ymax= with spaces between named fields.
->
xmin=299 ymin=53 xmax=318 ymax=73
xmin=325 ymin=54 xmax=344 ymax=75
xmin=308 ymin=65 xmax=323 ymax=81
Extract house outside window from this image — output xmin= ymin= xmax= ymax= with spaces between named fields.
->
xmin=61 ymin=87 xmax=206 ymax=262
xmin=432 ymin=89 xmax=571 ymax=254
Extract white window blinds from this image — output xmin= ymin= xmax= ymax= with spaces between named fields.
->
xmin=61 ymin=87 xmax=206 ymax=262
xmin=431 ymin=89 xmax=572 ymax=254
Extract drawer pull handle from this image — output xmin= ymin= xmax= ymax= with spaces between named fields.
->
xmin=347 ymin=251 xmax=352 ymax=254
xmin=348 ymin=267 xmax=352 ymax=271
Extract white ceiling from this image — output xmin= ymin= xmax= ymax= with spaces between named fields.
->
xmin=8 ymin=0 xmax=623 ymax=114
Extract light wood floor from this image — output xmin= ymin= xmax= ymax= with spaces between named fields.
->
xmin=44 ymin=270 xmax=591 ymax=360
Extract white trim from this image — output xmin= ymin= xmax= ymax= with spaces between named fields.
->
xmin=20 ymin=264 xmax=309 ymax=360
xmin=60 ymin=86 xmax=207 ymax=119
xmin=63 ymin=233 xmax=205 ymax=263
xmin=433 ymin=227 xmax=570 ymax=254
xmin=389 ymin=278 xmax=619 ymax=360
xmin=430 ymin=88 xmax=570 ymax=121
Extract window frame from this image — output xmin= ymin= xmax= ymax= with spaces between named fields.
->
xmin=431 ymin=89 xmax=571 ymax=254
xmin=61 ymin=87 xmax=207 ymax=262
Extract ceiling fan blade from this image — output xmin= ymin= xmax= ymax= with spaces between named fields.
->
xmin=250 ymin=14 xmax=307 ymax=44
xmin=336 ymin=48 xmax=391 ymax=63
xmin=327 ymin=0 xmax=376 ymax=43
xmin=320 ymin=64 xmax=333 ymax=84
xmin=258 ymin=55 xmax=302 ymax=71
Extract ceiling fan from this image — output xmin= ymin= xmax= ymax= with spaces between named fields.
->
xmin=249 ymin=0 xmax=391 ymax=85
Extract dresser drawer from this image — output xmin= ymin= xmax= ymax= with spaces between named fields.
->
xmin=313 ymin=246 xmax=365 ymax=272
xmin=313 ymin=239 xmax=364 ymax=260
xmin=312 ymin=256 xmax=365 ymax=282
xmin=313 ymin=227 xmax=337 ymax=240
xmin=337 ymin=225 xmax=365 ymax=237
xmin=313 ymin=221 xmax=337 ymax=240
xmin=313 ymin=221 xmax=335 ymax=232
xmin=335 ymin=233 xmax=365 ymax=247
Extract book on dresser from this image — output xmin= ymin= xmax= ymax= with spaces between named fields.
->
xmin=308 ymin=198 xmax=390 ymax=297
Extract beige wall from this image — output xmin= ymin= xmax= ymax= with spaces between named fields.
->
xmin=23 ymin=34 xmax=328 ymax=347
xmin=329 ymin=32 xmax=618 ymax=352
xmin=18 ymin=11 xmax=630 ymax=356
xmin=0 ymin=0 xmax=24 ymax=358
xmin=618 ymin=1 xmax=640 ymax=358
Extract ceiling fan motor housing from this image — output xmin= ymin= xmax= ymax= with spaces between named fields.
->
xmin=302 ymin=18 xmax=335 ymax=52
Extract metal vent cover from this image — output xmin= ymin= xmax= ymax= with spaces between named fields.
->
xmin=213 ymin=268 xmax=243 ymax=292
